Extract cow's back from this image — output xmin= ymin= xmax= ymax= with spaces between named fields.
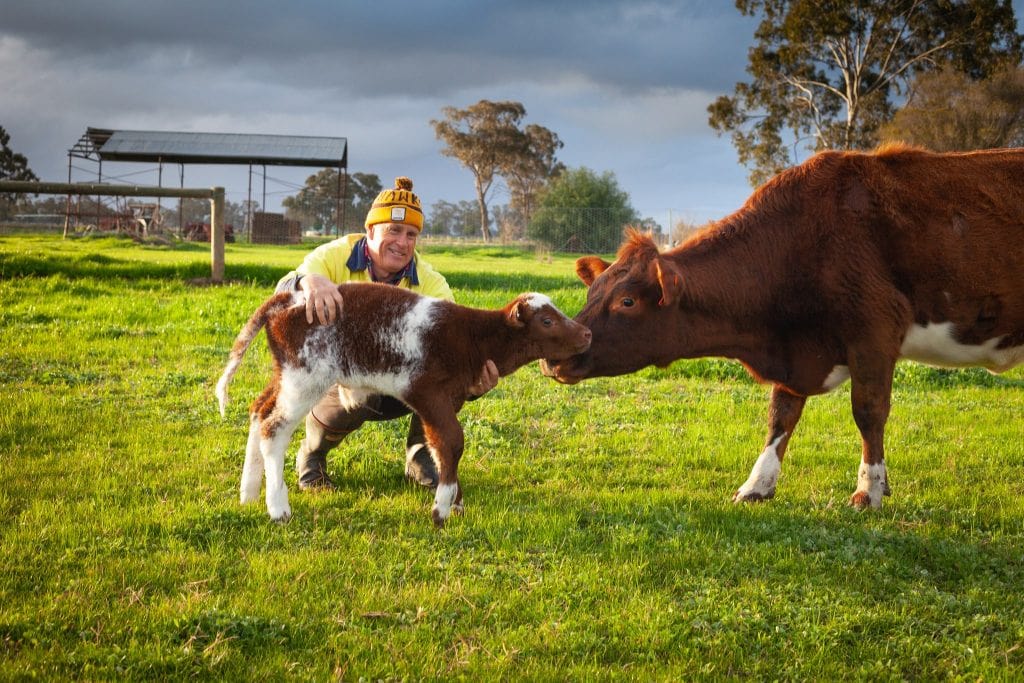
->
xmin=850 ymin=146 xmax=1024 ymax=337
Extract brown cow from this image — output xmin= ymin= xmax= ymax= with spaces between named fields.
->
xmin=218 ymin=283 xmax=591 ymax=526
xmin=543 ymin=144 xmax=1024 ymax=509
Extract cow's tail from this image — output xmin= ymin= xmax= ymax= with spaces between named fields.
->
xmin=216 ymin=292 xmax=297 ymax=417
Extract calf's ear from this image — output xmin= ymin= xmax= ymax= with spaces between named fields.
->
xmin=655 ymin=258 xmax=683 ymax=307
xmin=575 ymin=257 xmax=610 ymax=286
xmin=506 ymin=298 xmax=530 ymax=327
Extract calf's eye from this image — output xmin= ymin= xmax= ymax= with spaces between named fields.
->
xmin=621 ymin=297 xmax=635 ymax=308
xmin=542 ymin=318 xmax=553 ymax=327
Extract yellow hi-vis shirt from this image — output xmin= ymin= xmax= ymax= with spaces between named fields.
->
xmin=277 ymin=233 xmax=454 ymax=302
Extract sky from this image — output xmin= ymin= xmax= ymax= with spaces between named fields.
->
xmin=2 ymin=1 xmax=1021 ymax=231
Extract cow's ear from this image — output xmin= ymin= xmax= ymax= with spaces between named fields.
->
xmin=507 ymin=298 xmax=530 ymax=327
xmin=575 ymin=257 xmax=610 ymax=286
xmin=655 ymin=258 xmax=683 ymax=307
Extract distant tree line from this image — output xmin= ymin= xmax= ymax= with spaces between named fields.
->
xmin=0 ymin=125 xmax=39 ymax=220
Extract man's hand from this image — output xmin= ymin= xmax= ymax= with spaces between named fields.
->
xmin=468 ymin=359 xmax=499 ymax=397
xmin=300 ymin=274 xmax=344 ymax=324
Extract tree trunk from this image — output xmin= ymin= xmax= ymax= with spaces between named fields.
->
xmin=474 ymin=180 xmax=491 ymax=242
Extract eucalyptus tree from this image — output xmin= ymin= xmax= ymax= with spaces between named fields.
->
xmin=708 ymin=0 xmax=1022 ymax=186
xmin=0 ymin=125 xmax=38 ymax=218
xmin=881 ymin=64 xmax=1024 ymax=150
xmin=432 ymin=100 xmax=562 ymax=241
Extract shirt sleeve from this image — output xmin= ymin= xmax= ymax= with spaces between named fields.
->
xmin=275 ymin=242 xmax=337 ymax=291
xmin=414 ymin=259 xmax=455 ymax=302
xmin=296 ymin=242 xmax=341 ymax=280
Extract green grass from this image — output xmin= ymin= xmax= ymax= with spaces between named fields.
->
xmin=2 ymin=234 xmax=1023 ymax=680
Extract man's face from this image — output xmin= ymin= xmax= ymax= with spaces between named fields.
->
xmin=366 ymin=222 xmax=420 ymax=275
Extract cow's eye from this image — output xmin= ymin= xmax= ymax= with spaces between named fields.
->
xmin=542 ymin=317 xmax=553 ymax=327
xmin=621 ymin=297 xmax=635 ymax=307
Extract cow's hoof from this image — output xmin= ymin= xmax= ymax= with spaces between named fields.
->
xmin=732 ymin=489 xmax=774 ymax=503
xmin=431 ymin=507 xmax=446 ymax=528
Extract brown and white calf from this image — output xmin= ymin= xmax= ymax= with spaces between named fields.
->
xmin=217 ymin=282 xmax=591 ymax=526
xmin=543 ymin=144 xmax=1024 ymax=509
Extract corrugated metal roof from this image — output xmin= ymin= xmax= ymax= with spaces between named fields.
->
xmin=83 ymin=128 xmax=347 ymax=167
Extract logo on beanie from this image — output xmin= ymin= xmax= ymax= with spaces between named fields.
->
xmin=366 ymin=177 xmax=424 ymax=230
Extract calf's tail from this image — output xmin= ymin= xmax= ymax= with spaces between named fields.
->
xmin=216 ymin=292 xmax=297 ymax=417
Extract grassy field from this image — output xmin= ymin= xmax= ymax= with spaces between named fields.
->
xmin=2 ymin=234 xmax=1023 ymax=680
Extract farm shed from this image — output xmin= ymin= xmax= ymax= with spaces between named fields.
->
xmin=66 ymin=127 xmax=348 ymax=237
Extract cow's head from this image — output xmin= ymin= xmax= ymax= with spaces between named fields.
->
xmin=541 ymin=228 xmax=684 ymax=384
xmin=505 ymin=292 xmax=592 ymax=362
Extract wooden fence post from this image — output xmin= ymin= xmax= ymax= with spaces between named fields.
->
xmin=0 ymin=180 xmax=227 ymax=282
xmin=210 ymin=187 xmax=225 ymax=283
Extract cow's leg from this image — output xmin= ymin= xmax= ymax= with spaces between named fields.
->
xmin=413 ymin=401 xmax=465 ymax=527
xmin=847 ymin=349 xmax=896 ymax=510
xmin=240 ymin=414 xmax=265 ymax=504
xmin=734 ymin=385 xmax=806 ymax=503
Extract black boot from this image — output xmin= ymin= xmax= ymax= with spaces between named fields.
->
xmin=404 ymin=444 xmax=439 ymax=488
xmin=296 ymin=417 xmax=340 ymax=492
xmin=403 ymin=415 xmax=437 ymax=488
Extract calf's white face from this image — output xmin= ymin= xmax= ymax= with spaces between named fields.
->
xmin=513 ymin=293 xmax=592 ymax=360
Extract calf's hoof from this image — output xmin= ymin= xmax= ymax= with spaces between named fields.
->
xmin=732 ymin=489 xmax=775 ymax=504
xmin=431 ymin=507 xmax=446 ymax=528
xmin=268 ymin=504 xmax=292 ymax=524
xmin=848 ymin=491 xmax=882 ymax=510
xmin=271 ymin=511 xmax=292 ymax=524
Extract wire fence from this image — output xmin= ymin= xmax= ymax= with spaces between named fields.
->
xmin=1 ymin=190 xmax=703 ymax=254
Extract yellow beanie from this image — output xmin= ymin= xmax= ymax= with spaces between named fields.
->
xmin=365 ymin=176 xmax=424 ymax=230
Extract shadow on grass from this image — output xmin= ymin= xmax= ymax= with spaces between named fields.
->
xmin=443 ymin=269 xmax=582 ymax=294
xmin=1 ymin=250 xmax=287 ymax=287
xmin=171 ymin=507 xmax=270 ymax=550
xmin=557 ymin=491 xmax=1024 ymax=594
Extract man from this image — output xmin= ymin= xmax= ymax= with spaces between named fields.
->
xmin=275 ymin=176 xmax=499 ymax=491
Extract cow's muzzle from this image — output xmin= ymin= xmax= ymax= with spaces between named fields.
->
xmin=539 ymin=355 xmax=588 ymax=384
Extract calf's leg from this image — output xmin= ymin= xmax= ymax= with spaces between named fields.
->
xmin=413 ymin=401 xmax=465 ymax=528
xmin=240 ymin=414 xmax=265 ymax=503
xmin=260 ymin=417 xmax=302 ymax=523
xmin=734 ymin=385 xmax=806 ymax=503
xmin=257 ymin=378 xmax=325 ymax=522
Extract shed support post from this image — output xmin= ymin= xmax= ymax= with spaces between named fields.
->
xmin=211 ymin=186 xmax=225 ymax=283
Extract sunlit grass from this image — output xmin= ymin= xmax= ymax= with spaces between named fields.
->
xmin=1 ymin=234 xmax=1022 ymax=679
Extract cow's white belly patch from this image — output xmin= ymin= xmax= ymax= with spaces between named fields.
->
xmin=821 ymin=365 xmax=850 ymax=391
xmin=900 ymin=322 xmax=1024 ymax=373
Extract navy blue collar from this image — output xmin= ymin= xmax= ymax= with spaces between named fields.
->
xmin=346 ymin=236 xmax=419 ymax=286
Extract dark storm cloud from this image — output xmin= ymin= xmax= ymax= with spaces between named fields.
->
xmin=2 ymin=0 xmax=752 ymax=96
xmin=0 ymin=0 xmax=763 ymax=223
